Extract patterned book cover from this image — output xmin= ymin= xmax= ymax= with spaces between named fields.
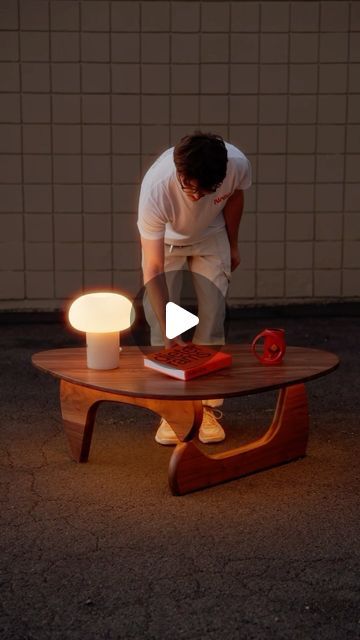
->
xmin=143 ymin=343 xmax=232 ymax=380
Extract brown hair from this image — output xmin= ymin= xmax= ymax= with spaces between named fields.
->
xmin=173 ymin=131 xmax=228 ymax=191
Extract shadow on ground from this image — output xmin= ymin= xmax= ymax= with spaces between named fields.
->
xmin=0 ymin=315 xmax=359 ymax=639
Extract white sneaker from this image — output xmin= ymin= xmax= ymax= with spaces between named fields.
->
xmin=155 ymin=408 xmax=225 ymax=446
xmin=198 ymin=408 xmax=226 ymax=444
xmin=155 ymin=418 xmax=180 ymax=445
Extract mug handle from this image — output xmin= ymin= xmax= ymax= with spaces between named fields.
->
xmin=251 ymin=331 xmax=268 ymax=361
xmin=251 ymin=331 xmax=284 ymax=363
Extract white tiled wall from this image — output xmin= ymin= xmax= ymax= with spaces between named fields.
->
xmin=0 ymin=1 xmax=359 ymax=309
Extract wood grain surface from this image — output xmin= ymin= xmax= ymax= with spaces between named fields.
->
xmin=32 ymin=345 xmax=339 ymax=400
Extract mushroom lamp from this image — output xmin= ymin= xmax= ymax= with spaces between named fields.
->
xmin=68 ymin=292 xmax=135 ymax=370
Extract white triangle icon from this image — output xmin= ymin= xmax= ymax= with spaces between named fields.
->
xmin=165 ymin=302 xmax=199 ymax=340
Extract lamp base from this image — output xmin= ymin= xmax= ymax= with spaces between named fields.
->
xmin=86 ymin=332 xmax=120 ymax=370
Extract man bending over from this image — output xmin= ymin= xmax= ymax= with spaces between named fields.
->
xmin=137 ymin=132 xmax=252 ymax=445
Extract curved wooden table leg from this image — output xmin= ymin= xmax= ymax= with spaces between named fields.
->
xmin=60 ymin=380 xmax=100 ymax=462
xmin=169 ymin=383 xmax=309 ymax=495
xmin=60 ymin=379 xmax=203 ymax=462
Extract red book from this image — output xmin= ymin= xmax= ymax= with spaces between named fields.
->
xmin=143 ymin=343 xmax=232 ymax=381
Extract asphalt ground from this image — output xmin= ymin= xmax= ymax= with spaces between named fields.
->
xmin=0 ymin=315 xmax=359 ymax=640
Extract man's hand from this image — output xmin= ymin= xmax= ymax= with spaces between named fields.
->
xmin=164 ymin=336 xmax=187 ymax=349
xmin=230 ymin=245 xmax=241 ymax=272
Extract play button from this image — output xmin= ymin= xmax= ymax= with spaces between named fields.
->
xmin=129 ymin=269 xmax=229 ymax=353
xmin=165 ymin=302 xmax=199 ymax=340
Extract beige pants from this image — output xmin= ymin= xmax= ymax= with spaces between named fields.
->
xmin=143 ymin=229 xmax=231 ymax=408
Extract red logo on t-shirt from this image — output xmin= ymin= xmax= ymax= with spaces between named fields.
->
xmin=214 ymin=192 xmax=231 ymax=205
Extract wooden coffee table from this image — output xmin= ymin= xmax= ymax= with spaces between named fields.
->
xmin=32 ymin=345 xmax=339 ymax=495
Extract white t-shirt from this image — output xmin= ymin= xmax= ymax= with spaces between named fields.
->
xmin=137 ymin=142 xmax=251 ymax=245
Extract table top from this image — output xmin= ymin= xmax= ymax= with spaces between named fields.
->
xmin=32 ymin=345 xmax=339 ymax=400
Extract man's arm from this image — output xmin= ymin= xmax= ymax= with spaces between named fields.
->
xmin=141 ymin=236 xmax=168 ymax=340
xmin=141 ymin=236 xmax=184 ymax=348
xmin=222 ymin=189 xmax=244 ymax=272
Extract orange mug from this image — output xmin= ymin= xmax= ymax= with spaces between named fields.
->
xmin=251 ymin=328 xmax=286 ymax=365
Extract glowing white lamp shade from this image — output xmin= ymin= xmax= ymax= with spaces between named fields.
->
xmin=68 ymin=292 xmax=135 ymax=370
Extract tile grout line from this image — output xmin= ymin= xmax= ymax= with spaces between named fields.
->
xmin=312 ymin=0 xmax=321 ymax=301
xmin=2 ymin=179 xmax=346 ymax=186
xmin=109 ymin=0 xmax=114 ymax=290
xmin=341 ymin=2 xmax=352 ymax=297
xmin=18 ymin=0 xmax=27 ymax=303
xmin=7 ymin=28 xmax=356 ymax=35
xmin=227 ymin=1 xmax=231 ymax=142
xmin=139 ymin=2 xmax=143 ymax=183
xmin=169 ymin=1 xmax=172 ymax=151
xmin=198 ymin=2 xmax=202 ymax=128
xmin=48 ymin=0 xmax=56 ymax=301
xmin=79 ymin=0 xmax=85 ymax=293
xmin=284 ymin=1 xmax=290 ymax=298
xmin=254 ymin=2 xmax=261 ymax=301
xmin=138 ymin=0 xmax=142 ymax=293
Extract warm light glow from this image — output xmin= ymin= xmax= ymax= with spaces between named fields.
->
xmin=69 ymin=292 xmax=135 ymax=333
